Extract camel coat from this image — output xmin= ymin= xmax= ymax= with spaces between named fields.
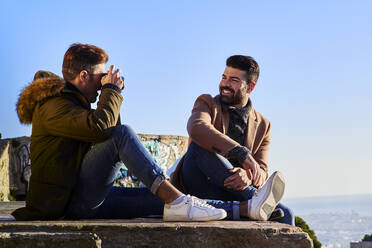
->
xmin=171 ymin=94 xmax=271 ymax=192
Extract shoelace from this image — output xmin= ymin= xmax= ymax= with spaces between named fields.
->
xmin=253 ymin=186 xmax=262 ymax=197
xmin=186 ymin=195 xmax=214 ymax=219
xmin=253 ymin=178 xmax=268 ymax=197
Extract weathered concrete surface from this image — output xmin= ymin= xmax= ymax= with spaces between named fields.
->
xmin=0 ymin=231 xmax=101 ymax=248
xmin=0 ymin=141 xmax=11 ymax=201
xmin=0 ymin=219 xmax=313 ymax=248
xmin=0 ymin=201 xmax=26 ymax=216
xmin=0 ymin=202 xmax=313 ymax=248
xmin=0 ymin=137 xmax=30 ymax=201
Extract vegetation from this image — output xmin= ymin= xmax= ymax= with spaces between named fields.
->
xmin=295 ymin=216 xmax=322 ymax=248
xmin=362 ymin=233 xmax=372 ymax=241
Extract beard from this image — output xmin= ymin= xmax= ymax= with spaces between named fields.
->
xmin=219 ymin=86 xmax=245 ymax=106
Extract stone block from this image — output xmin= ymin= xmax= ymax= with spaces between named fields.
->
xmin=0 ymin=231 xmax=101 ymax=248
xmin=0 ymin=219 xmax=313 ymax=248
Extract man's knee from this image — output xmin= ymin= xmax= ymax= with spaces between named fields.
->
xmin=104 ymin=124 xmax=137 ymax=148
xmin=187 ymin=142 xmax=219 ymax=161
xmin=111 ymin=124 xmax=134 ymax=137
xmin=118 ymin=124 xmax=132 ymax=133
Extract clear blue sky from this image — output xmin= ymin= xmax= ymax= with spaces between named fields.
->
xmin=1 ymin=0 xmax=371 ymax=198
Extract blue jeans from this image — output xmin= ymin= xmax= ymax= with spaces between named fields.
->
xmin=65 ymin=125 xmax=238 ymax=220
xmin=182 ymin=142 xmax=295 ymax=225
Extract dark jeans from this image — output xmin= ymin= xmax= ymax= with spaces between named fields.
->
xmin=65 ymin=125 xmax=238 ymax=220
xmin=182 ymin=142 xmax=295 ymax=225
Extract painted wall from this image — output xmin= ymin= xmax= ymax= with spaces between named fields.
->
xmin=0 ymin=134 xmax=188 ymax=200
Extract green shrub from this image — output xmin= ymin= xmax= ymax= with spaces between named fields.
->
xmin=295 ymin=216 xmax=322 ymax=248
xmin=362 ymin=233 xmax=372 ymax=241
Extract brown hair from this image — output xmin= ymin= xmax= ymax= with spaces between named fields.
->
xmin=62 ymin=43 xmax=109 ymax=81
xmin=226 ymin=55 xmax=260 ymax=83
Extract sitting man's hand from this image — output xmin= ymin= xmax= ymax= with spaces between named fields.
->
xmin=242 ymin=154 xmax=266 ymax=187
xmin=253 ymin=168 xmax=266 ymax=187
xmin=224 ymin=167 xmax=252 ymax=191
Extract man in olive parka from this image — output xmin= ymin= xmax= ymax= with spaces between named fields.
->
xmin=12 ymin=43 xmax=227 ymax=221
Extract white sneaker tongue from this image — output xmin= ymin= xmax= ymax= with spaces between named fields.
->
xmin=170 ymin=195 xmax=186 ymax=205
xmin=188 ymin=197 xmax=196 ymax=219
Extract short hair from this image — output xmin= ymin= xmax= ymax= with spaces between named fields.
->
xmin=226 ymin=55 xmax=260 ymax=83
xmin=62 ymin=43 xmax=109 ymax=81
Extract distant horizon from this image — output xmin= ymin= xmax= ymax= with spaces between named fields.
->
xmin=283 ymin=193 xmax=372 ymax=217
xmin=284 ymin=193 xmax=372 ymax=200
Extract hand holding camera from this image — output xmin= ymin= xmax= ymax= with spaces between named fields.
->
xmin=101 ymin=65 xmax=125 ymax=90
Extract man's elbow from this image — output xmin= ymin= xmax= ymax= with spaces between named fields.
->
xmin=187 ymin=121 xmax=203 ymax=139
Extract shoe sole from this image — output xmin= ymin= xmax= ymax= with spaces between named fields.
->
xmin=163 ymin=211 xmax=227 ymax=222
xmin=255 ymin=171 xmax=285 ymax=220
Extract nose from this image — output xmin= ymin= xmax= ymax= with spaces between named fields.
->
xmin=221 ymin=78 xmax=232 ymax=87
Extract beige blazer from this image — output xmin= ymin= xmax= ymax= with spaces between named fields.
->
xmin=171 ymin=94 xmax=271 ymax=192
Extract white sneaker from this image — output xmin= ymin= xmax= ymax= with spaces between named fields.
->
xmin=248 ymin=171 xmax=285 ymax=221
xmin=163 ymin=195 xmax=227 ymax=221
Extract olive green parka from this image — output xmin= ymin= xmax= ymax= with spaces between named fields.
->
xmin=12 ymin=71 xmax=123 ymax=220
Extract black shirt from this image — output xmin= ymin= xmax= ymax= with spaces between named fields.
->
xmin=221 ymin=99 xmax=252 ymax=166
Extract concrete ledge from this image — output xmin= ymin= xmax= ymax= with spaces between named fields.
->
xmin=0 ymin=219 xmax=313 ymax=248
xmin=0 ymin=231 xmax=101 ymax=248
xmin=0 ymin=203 xmax=312 ymax=248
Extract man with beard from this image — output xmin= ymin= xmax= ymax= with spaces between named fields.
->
xmin=171 ymin=55 xmax=294 ymax=224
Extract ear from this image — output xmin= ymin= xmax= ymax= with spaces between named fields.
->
xmin=79 ymin=70 xmax=90 ymax=83
xmin=247 ymin=81 xmax=256 ymax=93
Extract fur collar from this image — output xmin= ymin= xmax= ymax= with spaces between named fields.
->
xmin=16 ymin=71 xmax=65 ymax=124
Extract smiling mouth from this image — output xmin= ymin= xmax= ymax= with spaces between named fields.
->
xmin=221 ymin=88 xmax=234 ymax=96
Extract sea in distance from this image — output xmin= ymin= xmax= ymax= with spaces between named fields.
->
xmin=282 ymin=194 xmax=372 ymax=248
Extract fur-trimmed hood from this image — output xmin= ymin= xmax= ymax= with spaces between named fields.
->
xmin=16 ymin=71 xmax=65 ymax=124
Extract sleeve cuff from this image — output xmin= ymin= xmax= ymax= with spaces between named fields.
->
xmin=101 ymin=83 xmax=122 ymax=93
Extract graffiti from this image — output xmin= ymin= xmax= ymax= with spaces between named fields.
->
xmin=17 ymin=144 xmax=31 ymax=191
xmin=1 ymin=134 xmax=188 ymax=198
xmin=115 ymin=135 xmax=188 ymax=187
xmin=0 ymin=137 xmax=31 ymax=200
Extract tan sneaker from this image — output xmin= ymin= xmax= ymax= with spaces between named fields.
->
xmin=248 ymin=171 xmax=285 ymax=221
xmin=163 ymin=195 xmax=227 ymax=221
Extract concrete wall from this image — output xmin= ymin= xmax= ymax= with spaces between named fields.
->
xmin=0 ymin=137 xmax=30 ymax=201
xmin=0 ymin=141 xmax=10 ymax=201
xmin=0 ymin=134 xmax=188 ymax=200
